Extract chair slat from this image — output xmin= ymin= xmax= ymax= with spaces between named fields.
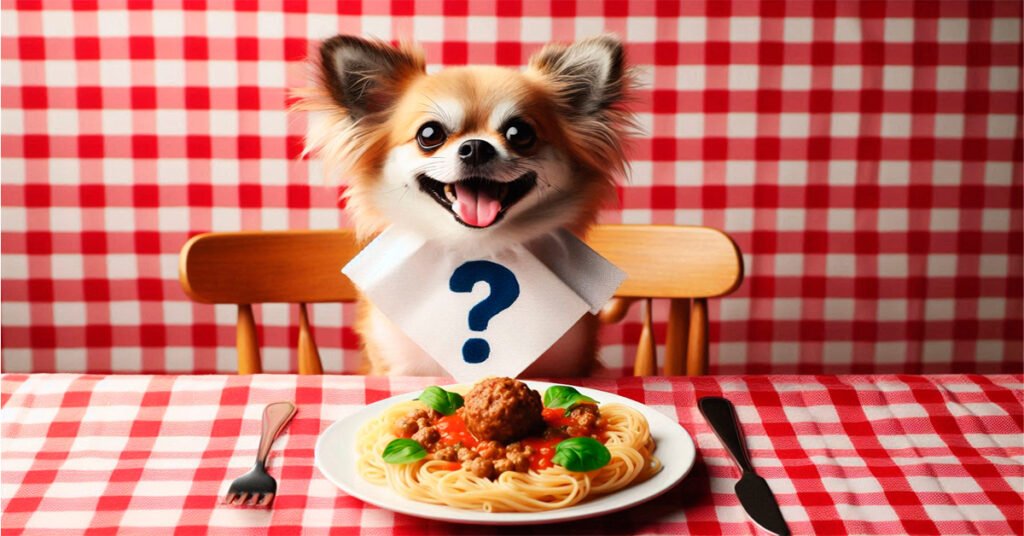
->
xmin=297 ymin=303 xmax=322 ymax=375
xmin=663 ymin=298 xmax=690 ymax=376
xmin=633 ymin=299 xmax=657 ymax=376
xmin=237 ymin=304 xmax=261 ymax=374
xmin=686 ymin=298 xmax=709 ymax=376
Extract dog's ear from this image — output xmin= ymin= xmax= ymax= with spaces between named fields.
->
xmin=318 ymin=35 xmax=425 ymax=120
xmin=528 ymin=35 xmax=627 ymax=116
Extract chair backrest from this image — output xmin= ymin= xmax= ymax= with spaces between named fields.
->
xmin=179 ymin=225 xmax=743 ymax=376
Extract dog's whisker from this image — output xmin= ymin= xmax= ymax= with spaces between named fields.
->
xmin=423 ymin=95 xmax=456 ymax=129
xmin=534 ymin=174 xmax=566 ymax=194
xmin=378 ymin=185 xmax=409 ymax=196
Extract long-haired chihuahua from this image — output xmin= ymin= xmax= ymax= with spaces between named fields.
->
xmin=295 ymin=35 xmax=635 ymax=376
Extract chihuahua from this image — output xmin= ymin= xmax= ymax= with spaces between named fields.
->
xmin=296 ymin=35 xmax=635 ymax=376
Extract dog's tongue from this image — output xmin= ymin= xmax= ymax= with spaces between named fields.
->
xmin=452 ymin=183 xmax=501 ymax=227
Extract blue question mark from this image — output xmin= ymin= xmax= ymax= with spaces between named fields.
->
xmin=448 ymin=261 xmax=521 ymax=364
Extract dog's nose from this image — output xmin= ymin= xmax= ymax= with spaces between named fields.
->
xmin=458 ymin=139 xmax=496 ymax=166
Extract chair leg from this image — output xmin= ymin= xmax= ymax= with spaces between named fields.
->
xmin=633 ymin=299 xmax=657 ymax=376
xmin=237 ymin=304 xmax=262 ymax=374
xmin=298 ymin=303 xmax=323 ymax=375
xmin=664 ymin=298 xmax=690 ymax=376
xmin=686 ymin=298 xmax=708 ymax=376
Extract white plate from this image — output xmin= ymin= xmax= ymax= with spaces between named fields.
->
xmin=314 ymin=381 xmax=696 ymax=525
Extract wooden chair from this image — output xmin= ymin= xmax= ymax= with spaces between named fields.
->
xmin=178 ymin=225 xmax=743 ymax=376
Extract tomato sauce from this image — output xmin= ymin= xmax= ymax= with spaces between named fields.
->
xmin=435 ymin=413 xmax=479 ymax=448
xmin=542 ymin=407 xmax=572 ymax=428
xmin=521 ymin=436 xmax=562 ymax=471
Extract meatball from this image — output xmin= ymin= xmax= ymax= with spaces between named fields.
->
xmin=462 ymin=377 xmax=544 ymax=444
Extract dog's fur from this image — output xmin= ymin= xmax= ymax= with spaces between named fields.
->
xmin=295 ymin=35 xmax=635 ymax=376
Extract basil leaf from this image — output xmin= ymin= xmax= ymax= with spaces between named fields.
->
xmin=382 ymin=438 xmax=427 ymax=464
xmin=552 ymin=437 xmax=611 ymax=472
xmin=543 ymin=385 xmax=598 ymax=412
xmin=417 ymin=386 xmax=464 ymax=416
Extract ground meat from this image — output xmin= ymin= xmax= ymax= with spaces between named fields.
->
xmin=506 ymin=442 xmax=530 ymax=455
xmin=504 ymin=443 xmax=533 ymax=473
xmin=566 ymin=404 xmax=602 ymax=436
xmin=413 ymin=408 xmax=441 ymax=421
xmin=462 ymin=377 xmax=545 ymax=444
xmin=394 ymin=417 xmax=419 ymax=437
xmin=477 ymin=440 xmax=505 ymax=460
xmin=411 ymin=426 xmax=440 ymax=449
xmin=394 ymin=408 xmax=440 ymax=437
xmin=568 ymin=404 xmax=600 ymax=427
xmin=493 ymin=459 xmax=512 ymax=474
xmin=488 ymin=443 xmax=534 ymax=476
xmin=455 ymin=441 xmax=538 ymax=479
xmin=457 ymin=447 xmax=478 ymax=462
xmin=434 ymin=445 xmax=458 ymax=461
xmin=468 ymin=458 xmax=494 ymax=479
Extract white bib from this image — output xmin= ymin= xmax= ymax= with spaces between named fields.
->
xmin=342 ymin=228 xmax=626 ymax=382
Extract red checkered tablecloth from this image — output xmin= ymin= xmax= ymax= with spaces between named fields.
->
xmin=2 ymin=373 xmax=1021 ymax=534
xmin=1 ymin=1 xmax=1021 ymax=376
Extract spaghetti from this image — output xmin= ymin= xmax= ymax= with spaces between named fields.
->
xmin=355 ymin=383 xmax=661 ymax=513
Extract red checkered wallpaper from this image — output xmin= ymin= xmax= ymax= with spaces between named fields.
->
xmin=1 ymin=1 xmax=1021 ymax=375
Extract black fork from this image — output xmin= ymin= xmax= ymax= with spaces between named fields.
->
xmin=225 ymin=401 xmax=296 ymax=507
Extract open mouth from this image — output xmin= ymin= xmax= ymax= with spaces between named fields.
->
xmin=417 ymin=172 xmax=537 ymax=229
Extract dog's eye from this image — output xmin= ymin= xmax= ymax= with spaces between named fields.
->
xmin=416 ymin=122 xmax=447 ymax=150
xmin=503 ymin=120 xmax=535 ymax=150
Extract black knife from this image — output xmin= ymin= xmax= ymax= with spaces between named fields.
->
xmin=698 ymin=396 xmax=791 ymax=536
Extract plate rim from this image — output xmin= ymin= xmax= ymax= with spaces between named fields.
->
xmin=314 ymin=380 xmax=695 ymax=525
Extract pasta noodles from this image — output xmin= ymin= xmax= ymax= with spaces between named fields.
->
xmin=355 ymin=390 xmax=661 ymax=513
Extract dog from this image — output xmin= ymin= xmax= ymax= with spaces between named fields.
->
xmin=295 ymin=35 xmax=635 ymax=376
